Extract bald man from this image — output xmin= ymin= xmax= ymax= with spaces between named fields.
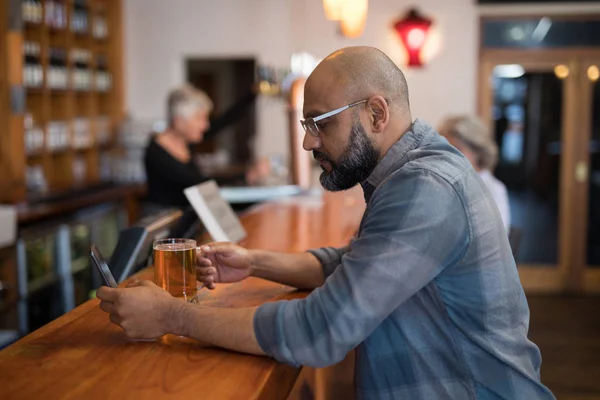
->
xmin=98 ymin=47 xmax=554 ymax=399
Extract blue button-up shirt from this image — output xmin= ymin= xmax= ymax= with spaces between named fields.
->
xmin=254 ymin=119 xmax=555 ymax=399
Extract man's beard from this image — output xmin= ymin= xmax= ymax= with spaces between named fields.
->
xmin=313 ymin=117 xmax=380 ymax=191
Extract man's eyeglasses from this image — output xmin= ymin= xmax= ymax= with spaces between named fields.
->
xmin=300 ymin=99 xmax=367 ymax=137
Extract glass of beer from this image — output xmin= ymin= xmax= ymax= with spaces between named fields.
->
xmin=153 ymin=238 xmax=197 ymax=302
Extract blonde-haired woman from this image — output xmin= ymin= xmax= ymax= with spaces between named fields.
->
xmin=439 ymin=115 xmax=511 ymax=232
xmin=144 ymin=84 xmax=265 ymax=207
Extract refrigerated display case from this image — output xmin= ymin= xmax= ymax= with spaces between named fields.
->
xmin=69 ymin=223 xmax=93 ymax=306
xmin=74 ymin=204 xmax=125 ymax=257
xmin=15 ymin=202 xmax=128 ymax=334
xmin=83 ymin=204 xmax=126 ymax=288
xmin=24 ymin=234 xmax=57 ymax=290
xmin=66 ymin=204 xmax=126 ymax=306
xmin=0 ymin=247 xmax=19 ymax=349
xmin=23 ymin=284 xmax=63 ymax=332
xmin=16 ymin=225 xmax=64 ymax=333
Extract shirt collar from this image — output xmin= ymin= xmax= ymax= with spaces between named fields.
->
xmin=360 ymin=118 xmax=434 ymax=202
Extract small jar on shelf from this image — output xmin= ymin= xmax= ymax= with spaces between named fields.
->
xmin=45 ymin=0 xmax=67 ymax=30
xmin=25 ymin=165 xmax=48 ymax=194
xmin=22 ymin=0 xmax=43 ymax=25
xmin=95 ymin=55 xmax=112 ymax=92
xmin=71 ymin=0 xmax=89 ymax=34
xmin=23 ymin=42 xmax=43 ymax=88
xmin=73 ymin=118 xmax=92 ymax=149
xmin=46 ymin=121 xmax=70 ymax=151
xmin=24 ymin=113 xmax=44 ymax=155
xmin=71 ymin=49 xmax=92 ymax=91
xmin=47 ymin=48 xmax=69 ymax=90
xmin=92 ymin=1 xmax=109 ymax=40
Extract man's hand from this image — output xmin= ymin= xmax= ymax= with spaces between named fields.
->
xmin=197 ymin=242 xmax=253 ymax=289
xmin=96 ymin=280 xmax=181 ymax=339
xmin=245 ymin=158 xmax=271 ymax=185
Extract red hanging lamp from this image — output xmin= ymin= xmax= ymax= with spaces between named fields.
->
xmin=393 ymin=8 xmax=433 ymax=68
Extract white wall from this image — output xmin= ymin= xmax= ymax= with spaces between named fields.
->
xmin=124 ymin=0 xmax=479 ymax=160
xmin=290 ymin=0 xmax=479 ymax=128
xmin=124 ymin=0 xmax=295 ymax=160
xmin=123 ymin=0 xmax=600 ymax=160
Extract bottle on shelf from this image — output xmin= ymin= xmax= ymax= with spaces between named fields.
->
xmin=73 ymin=118 xmax=91 ymax=149
xmin=46 ymin=0 xmax=67 ymax=30
xmin=45 ymin=0 xmax=54 ymax=27
xmin=34 ymin=0 xmax=43 ymax=23
xmin=23 ymin=42 xmax=44 ymax=88
xmin=22 ymin=0 xmax=33 ymax=24
xmin=24 ymin=113 xmax=44 ymax=155
xmin=95 ymin=55 xmax=111 ymax=92
xmin=47 ymin=121 xmax=69 ymax=151
xmin=23 ymin=42 xmax=33 ymax=87
xmin=47 ymin=48 xmax=68 ymax=90
xmin=71 ymin=0 xmax=89 ymax=34
xmin=25 ymin=165 xmax=48 ymax=193
xmin=71 ymin=49 xmax=92 ymax=91
xmin=23 ymin=0 xmax=43 ymax=25
xmin=92 ymin=1 xmax=109 ymax=40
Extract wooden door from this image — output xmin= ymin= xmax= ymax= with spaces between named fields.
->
xmin=577 ymin=58 xmax=600 ymax=293
xmin=479 ymin=52 xmax=582 ymax=293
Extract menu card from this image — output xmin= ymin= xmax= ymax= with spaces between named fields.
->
xmin=184 ymin=180 xmax=246 ymax=243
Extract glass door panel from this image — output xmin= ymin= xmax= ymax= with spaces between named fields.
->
xmin=586 ymin=64 xmax=600 ymax=268
xmin=491 ymin=67 xmax=565 ymax=266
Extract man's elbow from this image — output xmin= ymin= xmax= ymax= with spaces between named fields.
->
xmin=293 ymin=340 xmax=355 ymax=368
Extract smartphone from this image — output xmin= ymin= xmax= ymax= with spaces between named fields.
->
xmin=90 ymin=244 xmax=118 ymax=288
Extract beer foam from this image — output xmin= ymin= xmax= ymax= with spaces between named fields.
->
xmin=154 ymin=243 xmax=194 ymax=252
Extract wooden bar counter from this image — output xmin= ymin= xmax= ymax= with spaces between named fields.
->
xmin=0 ymin=189 xmax=365 ymax=400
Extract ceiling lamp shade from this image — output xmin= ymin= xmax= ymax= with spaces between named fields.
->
xmin=323 ymin=0 xmax=345 ymax=21
xmin=339 ymin=0 xmax=369 ymax=38
xmin=393 ymin=8 xmax=433 ymax=67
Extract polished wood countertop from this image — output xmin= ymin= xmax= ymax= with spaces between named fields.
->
xmin=0 ymin=188 xmax=365 ymax=400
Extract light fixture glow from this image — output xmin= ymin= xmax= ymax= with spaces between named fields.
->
xmin=588 ymin=65 xmax=600 ymax=82
xmin=493 ymin=64 xmax=525 ymax=79
xmin=554 ymin=64 xmax=570 ymax=80
xmin=322 ymin=0 xmax=345 ymax=21
xmin=339 ymin=0 xmax=369 ymax=38
xmin=393 ymin=8 xmax=433 ymax=67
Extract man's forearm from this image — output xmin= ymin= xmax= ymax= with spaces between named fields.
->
xmin=249 ymin=250 xmax=324 ymax=289
xmin=172 ymin=301 xmax=265 ymax=356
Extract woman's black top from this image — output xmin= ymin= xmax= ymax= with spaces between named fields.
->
xmin=144 ymin=91 xmax=255 ymax=207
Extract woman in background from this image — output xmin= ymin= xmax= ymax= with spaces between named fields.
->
xmin=144 ymin=84 xmax=268 ymax=207
xmin=439 ymin=115 xmax=511 ymax=232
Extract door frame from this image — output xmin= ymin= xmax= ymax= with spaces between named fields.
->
xmin=579 ymin=57 xmax=600 ymax=293
xmin=479 ymin=49 xmax=600 ymax=293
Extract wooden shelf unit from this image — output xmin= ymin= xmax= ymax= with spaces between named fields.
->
xmin=0 ymin=0 xmax=124 ymax=204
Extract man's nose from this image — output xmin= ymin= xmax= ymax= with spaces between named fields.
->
xmin=303 ymin=131 xmax=321 ymax=152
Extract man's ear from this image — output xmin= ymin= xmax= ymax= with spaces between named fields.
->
xmin=368 ymin=95 xmax=389 ymax=134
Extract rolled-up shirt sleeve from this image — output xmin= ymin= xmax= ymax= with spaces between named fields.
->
xmin=254 ymin=168 xmax=470 ymax=368
xmin=307 ymin=246 xmax=349 ymax=278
